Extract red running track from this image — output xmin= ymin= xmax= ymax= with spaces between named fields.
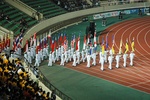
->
xmin=64 ymin=16 xmax=150 ymax=94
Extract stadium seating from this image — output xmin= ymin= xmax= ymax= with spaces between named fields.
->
xmin=20 ymin=0 xmax=67 ymax=18
xmin=0 ymin=52 xmax=57 ymax=100
xmin=0 ymin=2 xmax=38 ymax=37
xmin=52 ymin=0 xmax=91 ymax=11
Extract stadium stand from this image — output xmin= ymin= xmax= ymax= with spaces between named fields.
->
xmin=0 ymin=1 xmax=38 ymax=37
xmin=52 ymin=0 xmax=91 ymax=11
xmin=20 ymin=0 xmax=67 ymax=18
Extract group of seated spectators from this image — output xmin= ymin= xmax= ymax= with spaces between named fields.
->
xmin=52 ymin=0 xmax=91 ymax=11
xmin=0 ymin=10 xmax=10 ymax=21
xmin=0 ymin=52 xmax=56 ymax=100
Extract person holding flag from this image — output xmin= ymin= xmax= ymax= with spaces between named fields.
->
xmin=86 ymin=52 xmax=91 ymax=68
xmin=130 ymin=51 xmax=135 ymax=66
xmin=72 ymin=52 xmax=77 ymax=67
xmin=119 ymin=39 xmax=123 ymax=54
xmin=92 ymin=48 xmax=96 ymax=66
xmin=108 ymin=54 xmax=113 ymax=70
xmin=123 ymin=53 xmax=128 ymax=67
xmin=115 ymin=53 xmax=121 ymax=68
xmin=48 ymin=51 xmax=52 ymax=67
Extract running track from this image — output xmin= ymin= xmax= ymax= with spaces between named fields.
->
xmin=63 ymin=16 xmax=150 ymax=94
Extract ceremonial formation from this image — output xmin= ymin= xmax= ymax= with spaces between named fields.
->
xmin=1 ymin=29 xmax=133 ymax=72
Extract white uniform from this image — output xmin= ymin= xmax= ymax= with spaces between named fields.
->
xmin=68 ymin=49 xmax=71 ymax=61
xmin=48 ymin=53 xmax=52 ymax=66
xmin=81 ymin=50 xmax=85 ymax=62
xmin=100 ymin=54 xmax=105 ymax=71
xmin=108 ymin=55 xmax=113 ymax=70
xmin=99 ymin=51 xmax=102 ymax=63
xmin=40 ymin=49 xmax=44 ymax=61
xmin=52 ymin=52 xmax=55 ymax=63
xmin=30 ymin=47 xmax=34 ymax=59
xmin=43 ymin=48 xmax=46 ymax=60
xmin=72 ymin=53 xmax=76 ymax=67
xmin=71 ymin=47 xmax=74 ymax=60
xmin=64 ymin=51 xmax=68 ymax=63
xmin=24 ymin=52 xmax=28 ymax=63
xmin=55 ymin=48 xmax=59 ymax=61
xmin=60 ymin=53 xmax=64 ymax=66
xmin=76 ymin=51 xmax=80 ymax=64
xmin=123 ymin=54 xmax=128 ymax=67
xmin=38 ymin=51 xmax=41 ymax=64
xmin=130 ymin=52 xmax=135 ymax=66
xmin=92 ymin=52 xmax=96 ymax=66
xmin=115 ymin=54 xmax=121 ymax=68
xmin=45 ymin=45 xmax=49 ymax=58
xmin=34 ymin=54 xmax=40 ymax=67
xmin=104 ymin=50 xmax=108 ymax=63
xmin=58 ymin=46 xmax=61 ymax=59
xmin=27 ymin=50 xmax=32 ymax=64
xmin=86 ymin=54 xmax=91 ymax=68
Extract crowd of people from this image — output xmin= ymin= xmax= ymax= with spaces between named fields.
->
xmin=0 ymin=51 xmax=56 ymax=100
xmin=52 ymin=0 xmax=91 ymax=11
xmin=45 ymin=43 xmax=135 ymax=71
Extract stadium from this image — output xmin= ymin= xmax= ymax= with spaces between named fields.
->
xmin=0 ymin=0 xmax=150 ymax=100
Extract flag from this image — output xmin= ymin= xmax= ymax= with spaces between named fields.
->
xmin=94 ymin=31 xmax=97 ymax=47
xmin=111 ymin=35 xmax=115 ymax=54
xmin=131 ymin=37 xmax=135 ymax=52
xmin=51 ymin=38 xmax=55 ymax=52
xmin=60 ymin=33 xmax=63 ymax=44
xmin=119 ymin=39 xmax=122 ymax=54
xmin=2 ymin=35 xmax=5 ymax=50
xmin=7 ymin=34 xmax=10 ymax=47
xmin=64 ymin=39 xmax=68 ymax=52
xmin=76 ymin=36 xmax=80 ymax=51
xmin=48 ymin=30 xmax=52 ymax=46
xmin=102 ymin=37 xmax=105 ymax=55
xmin=43 ymin=37 xmax=46 ymax=48
xmin=71 ymin=34 xmax=75 ymax=48
xmin=25 ymin=40 xmax=28 ymax=52
xmin=30 ymin=36 xmax=33 ymax=47
xmin=106 ymin=36 xmax=108 ymax=50
xmin=54 ymin=36 xmax=58 ymax=49
xmin=33 ymin=33 xmax=36 ymax=47
xmin=125 ymin=39 xmax=129 ymax=54
xmin=63 ymin=33 xmax=66 ymax=45
xmin=83 ymin=35 xmax=86 ymax=50
xmin=12 ymin=39 xmax=16 ymax=51
xmin=87 ymin=34 xmax=90 ymax=45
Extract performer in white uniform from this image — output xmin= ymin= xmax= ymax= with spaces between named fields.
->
xmin=108 ymin=55 xmax=113 ymax=70
xmin=115 ymin=54 xmax=121 ymax=68
xmin=34 ymin=53 xmax=40 ymax=67
xmin=86 ymin=53 xmax=91 ymax=68
xmin=100 ymin=54 xmax=105 ymax=71
xmin=48 ymin=52 xmax=52 ymax=67
xmin=92 ymin=50 xmax=96 ymax=66
xmin=130 ymin=51 xmax=135 ymax=66
xmin=72 ymin=52 xmax=76 ymax=67
xmin=60 ymin=52 xmax=64 ymax=66
xmin=81 ymin=49 xmax=85 ymax=62
xmin=76 ymin=51 xmax=80 ymax=64
xmin=123 ymin=53 xmax=128 ymax=67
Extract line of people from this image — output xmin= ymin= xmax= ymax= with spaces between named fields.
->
xmin=47 ymin=44 xmax=135 ymax=71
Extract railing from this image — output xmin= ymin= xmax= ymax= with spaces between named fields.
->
xmin=39 ymin=70 xmax=72 ymax=100
xmin=3 ymin=49 xmax=72 ymax=100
